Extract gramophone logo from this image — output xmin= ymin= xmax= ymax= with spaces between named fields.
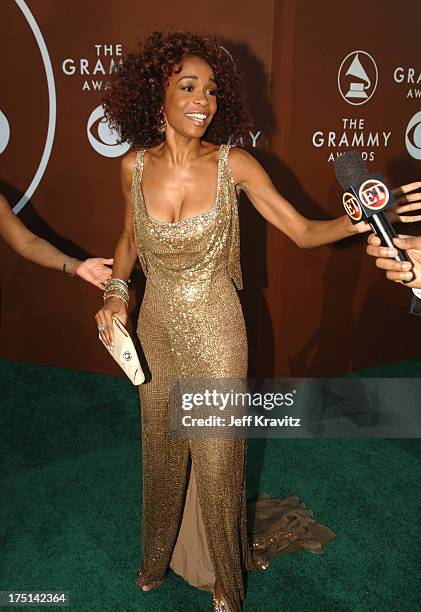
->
xmin=338 ymin=51 xmax=378 ymax=106
xmin=405 ymin=111 xmax=421 ymax=160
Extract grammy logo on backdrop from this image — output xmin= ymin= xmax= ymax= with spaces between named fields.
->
xmin=344 ymin=53 xmax=371 ymax=99
xmin=338 ymin=50 xmax=378 ymax=106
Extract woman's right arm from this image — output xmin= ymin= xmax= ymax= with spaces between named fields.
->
xmin=95 ymin=152 xmax=139 ymax=349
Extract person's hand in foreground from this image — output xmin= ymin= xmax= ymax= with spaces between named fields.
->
xmin=388 ymin=181 xmax=421 ymax=224
xmin=366 ymin=234 xmax=421 ymax=289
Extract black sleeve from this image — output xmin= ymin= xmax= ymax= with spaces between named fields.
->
xmin=410 ymin=294 xmax=421 ymax=316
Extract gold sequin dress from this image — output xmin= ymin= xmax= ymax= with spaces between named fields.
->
xmin=131 ymin=144 xmax=336 ymax=612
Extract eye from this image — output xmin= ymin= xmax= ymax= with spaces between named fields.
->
xmin=206 ymin=88 xmax=218 ymax=96
xmin=182 ymin=85 xmax=194 ymax=92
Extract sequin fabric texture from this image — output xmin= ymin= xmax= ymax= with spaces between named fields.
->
xmin=130 ymin=144 xmax=337 ymax=611
xmin=131 ymin=144 xmax=260 ymax=612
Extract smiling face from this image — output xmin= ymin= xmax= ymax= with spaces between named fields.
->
xmin=163 ymin=55 xmax=218 ymax=138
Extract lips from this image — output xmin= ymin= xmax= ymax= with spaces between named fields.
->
xmin=185 ymin=112 xmax=208 ymax=126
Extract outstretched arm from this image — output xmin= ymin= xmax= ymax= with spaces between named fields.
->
xmin=228 ymin=148 xmax=362 ymax=248
xmin=0 ymin=194 xmax=112 ymax=288
xmin=228 ymin=149 xmax=420 ymax=249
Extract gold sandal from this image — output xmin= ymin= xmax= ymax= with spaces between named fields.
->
xmin=135 ymin=566 xmax=165 ymax=592
xmin=212 ymin=581 xmax=227 ymax=611
xmin=212 ymin=594 xmax=227 ymax=611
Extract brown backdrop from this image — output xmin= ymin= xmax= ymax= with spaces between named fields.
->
xmin=0 ymin=0 xmax=420 ymax=378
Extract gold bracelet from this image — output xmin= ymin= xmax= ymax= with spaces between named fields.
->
xmin=104 ymin=292 xmax=129 ymax=305
xmin=105 ymin=278 xmax=129 ymax=290
xmin=103 ymin=288 xmax=129 ymax=301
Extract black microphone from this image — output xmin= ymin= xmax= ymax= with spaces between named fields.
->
xmin=334 ymin=151 xmax=411 ymax=267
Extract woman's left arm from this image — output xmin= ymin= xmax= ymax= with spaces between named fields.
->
xmin=228 ymin=149 xmax=420 ymax=249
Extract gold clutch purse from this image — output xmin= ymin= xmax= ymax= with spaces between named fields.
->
xmin=99 ymin=316 xmax=145 ymax=385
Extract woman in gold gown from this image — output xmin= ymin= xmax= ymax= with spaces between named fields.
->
xmin=95 ymin=31 xmax=418 ymax=611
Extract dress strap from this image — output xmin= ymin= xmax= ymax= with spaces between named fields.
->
xmin=135 ymin=148 xmax=145 ymax=182
xmin=219 ymin=143 xmax=231 ymax=165
xmin=220 ymin=144 xmax=243 ymax=291
xmin=131 ymin=149 xmax=149 ymax=278
xmin=130 ymin=149 xmax=145 ymax=201
xmin=219 ymin=144 xmax=236 ymax=189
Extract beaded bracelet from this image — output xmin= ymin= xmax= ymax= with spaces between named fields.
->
xmin=104 ymin=285 xmax=129 ymax=297
xmin=105 ymin=283 xmax=128 ymax=293
xmin=103 ymin=280 xmax=129 ymax=292
xmin=105 ymin=277 xmax=129 ymax=284
xmin=103 ymin=290 xmax=128 ymax=301
xmin=103 ymin=292 xmax=129 ymax=306
xmin=105 ymin=278 xmax=129 ymax=290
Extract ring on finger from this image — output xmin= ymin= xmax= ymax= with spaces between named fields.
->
xmin=98 ymin=323 xmax=108 ymax=332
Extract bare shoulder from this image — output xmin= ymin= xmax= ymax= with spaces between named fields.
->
xmin=200 ymin=140 xmax=221 ymax=162
xmin=0 ymin=193 xmax=10 ymax=211
xmin=120 ymin=149 xmax=137 ymax=179
xmin=227 ymin=146 xmax=262 ymax=187
xmin=0 ymin=193 xmax=15 ymax=223
xmin=227 ymin=145 xmax=255 ymax=166
xmin=0 ymin=193 xmax=18 ymax=222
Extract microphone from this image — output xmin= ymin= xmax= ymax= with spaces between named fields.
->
xmin=334 ymin=151 xmax=412 ymax=269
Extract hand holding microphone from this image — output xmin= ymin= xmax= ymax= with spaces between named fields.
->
xmin=366 ymin=180 xmax=421 ymax=288
xmin=366 ymin=234 xmax=421 ymax=288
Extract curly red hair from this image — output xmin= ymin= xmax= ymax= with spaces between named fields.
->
xmin=102 ymin=30 xmax=253 ymax=148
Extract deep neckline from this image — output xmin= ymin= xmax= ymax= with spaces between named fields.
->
xmin=138 ymin=144 xmax=223 ymax=226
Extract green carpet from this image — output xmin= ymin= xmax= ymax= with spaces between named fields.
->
xmin=1 ymin=359 xmax=420 ymax=611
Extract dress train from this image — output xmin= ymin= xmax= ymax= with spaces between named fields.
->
xmin=170 ymin=461 xmax=336 ymax=598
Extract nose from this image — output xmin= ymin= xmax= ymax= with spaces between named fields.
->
xmin=193 ymin=89 xmax=210 ymax=106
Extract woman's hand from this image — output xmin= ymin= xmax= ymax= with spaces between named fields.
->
xmin=354 ymin=182 xmax=421 ymax=235
xmin=366 ymin=233 xmax=421 ymax=288
xmin=75 ymin=257 xmax=113 ymax=289
xmin=95 ymin=297 xmax=127 ymax=351
xmin=388 ymin=181 xmax=421 ymax=224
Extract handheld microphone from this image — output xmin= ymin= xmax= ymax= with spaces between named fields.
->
xmin=334 ymin=151 xmax=410 ymax=263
